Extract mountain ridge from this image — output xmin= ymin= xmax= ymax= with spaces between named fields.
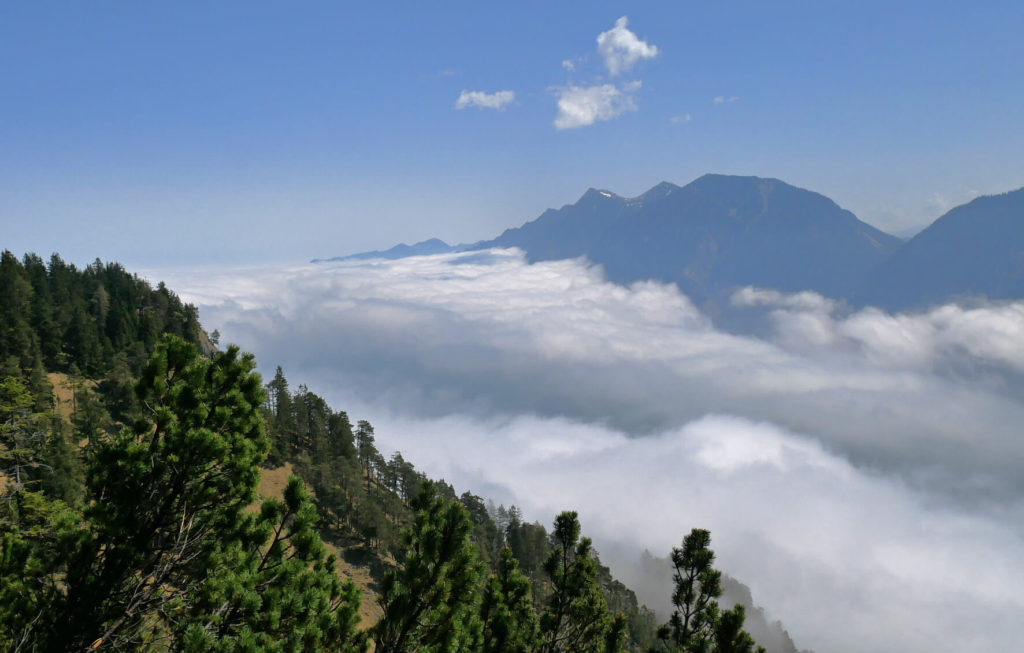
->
xmin=470 ymin=174 xmax=903 ymax=304
xmin=856 ymin=185 xmax=1024 ymax=309
xmin=316 ymin=175 xmax=1024 ymax=312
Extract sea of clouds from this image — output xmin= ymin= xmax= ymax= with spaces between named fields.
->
xmin=152 ymin=249 xmax=1024 ymax=653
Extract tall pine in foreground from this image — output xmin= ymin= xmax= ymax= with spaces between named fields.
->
xmin=479 ymin=546 xmax=541 ymax=653
xmin=373 ymin=483 xmax=484 ymax=653
xmin=539 ymin=512 xmax=626 ymax=653
xmin=651 ymin=529 xmax=764 ymax=653
xmin=0 ymin=335 xmax=365 ymax=651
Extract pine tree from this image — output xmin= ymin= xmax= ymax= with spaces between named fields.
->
xmin=373 ymin=482 xmax=483 ymax=653
xmin=539 ymin=511 xmax=625 ymax=653
xmin=39 ymin=335 xmax=270 ymax=648
xmin=652 ymin=529 xmax=764 ymax=653
xmin=479 ymin=546 xmax=541 ymax=653
xmin=0 ymin=376 xmax=88 ymax=649
xmin=0 ymin=335 xmax=365 ymax=650
xmin=0 ymin=377 xmax=56 ymax=524
xmin=356 ymin=420 xmax=377 ymax=478
xmin=178 ymin=476 xmax=367 ymax=652
xmin=0 ymin=251 xmax=37 ymax=370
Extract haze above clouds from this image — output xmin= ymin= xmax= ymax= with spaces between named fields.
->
xmin=154 ymin=249 xmax=1024 ymax=653
xmin=9 ymin=4 xmax=1024 ymax=267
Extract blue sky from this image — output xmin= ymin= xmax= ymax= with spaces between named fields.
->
xmin=3 ymin=1 xmax=1024 ymax=267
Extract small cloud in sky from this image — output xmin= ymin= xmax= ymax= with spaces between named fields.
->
xmin=597 ymin=16 xmax=659 ymax=76
xmin=454 ymin=89 xmax=516 ymax=111
xmin=670 ymin=113 xmax=692 ymax=124
xmin=714 ymin=95 xmax=740 ymax=104
xmin=562 ymin=59 xmax=576 ymax=72
xmin=553 ymin=83 xmax=638 ymax=129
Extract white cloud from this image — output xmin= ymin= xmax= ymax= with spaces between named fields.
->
xmin=562 ymin=59 xmax=576 ymax=72
xmin=736 ymin=287 xmax=1024 ymax=374
xmin=714 ymin=95 xmax=740 ymax=104
xmin=454 ymin=89 xmax=515 ymax=111
xmin=361 ymin=411 xmax=1024 ymax=653
xmin=153 ymin=251 xmax=1024 ymax=653
xmin=669 ymin=113 xmax=692 ymax=124
xmin=731 ymin=287 xmax=837 ymax=312
xmin=158 ymin=253 xmax=1024 ymax=499
xmin=553 ymin=84 xmax=637 ymax=129
xmin=596 ymin=16 xmax=659 ymax=76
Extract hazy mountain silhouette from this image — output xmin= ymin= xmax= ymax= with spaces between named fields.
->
xmin=313 ymin=237 xmax=455 ymax=262
xmin=858 ymin=186 xmax=1024 ymax=310
xmin=470 ymin=174 xmax=902 ymax=305
xmin=317 ymin=175 xmax=1024 ymax=313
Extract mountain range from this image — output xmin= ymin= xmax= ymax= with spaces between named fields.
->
xmin=857 ymin=186 xmax=1024 ymax=310
xmin=318 ymin=175 xmax=1024 ymax=312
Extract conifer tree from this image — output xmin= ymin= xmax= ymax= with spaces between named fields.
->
xmin=356 ymin=420 xmax=376 ymax=477
xmin=539 ymin=511 xmax=625 ymax=653
xmin=0 ymin=336 xmax=365 ymax=650
xmin=479 ymin=546 xmax=541 ymax=653
xmin=373 ymin=482 xmax=483 ymax=653
xmin=652 ymin=529 xmax=764 ymax=653
xmin=47 ymin=336 xmax=269 ymax=647
xmin=0 ymin=251 xmax=37 ymax=370
xmin=178 ymin=477 xmax=367 ymax=652
xmin=0 ymin=376 xmax=88 ymax=649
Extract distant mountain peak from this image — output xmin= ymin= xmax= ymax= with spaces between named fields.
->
xmin=689 ymin=173 xmax=791 ymax=196
xmin=634 ymin=181 xmax=680 ymax=203
xmin=578 ymin=187 xmax=622 ymax=204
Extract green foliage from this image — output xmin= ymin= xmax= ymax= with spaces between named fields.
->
xmin=594 ymin=554 xmax=659 ymax=652
xmin=652 ymin=529 xmax=764 ymax=653
xmin=539 ymin=511 xmax=625 ymax=653
xmin=261 ymin=370 xmax=654 ymax=651
xmin=0 ymin=336 xmax=364 ymax=651
xmin=0 ymin=255 xmax=702 ymax=652
xmin=460 ymin=491 xmax=502 ymax=568
xmin=265 ymin=369 xmax=399 ymax=555
xmin=0 ymin=255 xmax=678 ymax=653
xmin=40 ymin=336 xmax=271 ymax=647
xmin=0 ymin=376 xmax=88 ymax=650
xmin=505 ymin=506 xmax=549 ymax=588
xmin=179 ymin=477 xmax=367 ymax=652
xmin=0 ymin=490 xmax=85 ymax=651
xmin=373 ymin=483 xmax=484 ymax=653
xmin=0 ymin=376 xmax=49 ymax=505
xmin=0 ymin=251 xmax=202 ymax=378
xmin=0 ymin=376 xmax=82 ymax=515
xmin=479 ymin=546 xmax=541 ymax=653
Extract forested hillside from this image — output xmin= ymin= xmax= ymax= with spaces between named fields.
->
xmin=0 ymin=251 xmax=774 ymax=652
xmin=0 ymin=251 xmax=205 ymax=377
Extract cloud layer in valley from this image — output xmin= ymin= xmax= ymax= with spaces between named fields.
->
xmin=153 ymin=250 xmax=1024 ymax=653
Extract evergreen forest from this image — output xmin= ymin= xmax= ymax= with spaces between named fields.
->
xmin=0 ymin=251 xmax=766 ymax=652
